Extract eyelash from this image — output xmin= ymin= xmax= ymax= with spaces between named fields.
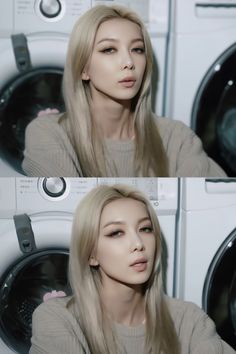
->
xmin=106 ymin=225 xmax=153 ymax=238
xmin=100 ymin=47 xmax=145 ymax=54
xmin=106 ymin=229 xmax=124 ymax=237
xmin=132 ymin=47 xmax=145 ymax=54
xmin=140 ymin=226 xmax=153 ymax=233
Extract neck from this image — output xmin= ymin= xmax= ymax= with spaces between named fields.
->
xmin=91 ymin=98 xmax=135 ymax=141
xmin=100 ymin=283 xmax=145 ymax=327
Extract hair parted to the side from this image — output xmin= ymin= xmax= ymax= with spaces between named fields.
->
xmin=62 ymin=5 xmax=169 ymax=177
xmin=68 ymin=184 xmax=180 ymax=354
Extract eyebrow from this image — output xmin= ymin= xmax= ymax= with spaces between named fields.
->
xmin=103 ymin=216 xmax=151 ymax=229
xmin=96 ymin=38 xmax=144 ymax=45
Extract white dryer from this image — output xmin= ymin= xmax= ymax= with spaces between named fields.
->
xmin=176 ymin=178 xmax=236 ymax=350
xmin=165 ymin=0 xmax=236 ymax=176
xmin=0 ymin=0 xmax=169 ymax=176
xmin=0 ymin=177 xmax=178 ymax=353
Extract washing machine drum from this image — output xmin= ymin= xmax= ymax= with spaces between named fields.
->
xmin=0 ymin=68 xmax=64 ymax=174
xmin=216 ymin=83 xmax=236 ymax=170
xmin=203 ymin=229 xmax=236 ymax=350
xmin=192 ymin=42 xmax=236 ymax=177
xmin=0 ymin=249 xmax=71 ymax=354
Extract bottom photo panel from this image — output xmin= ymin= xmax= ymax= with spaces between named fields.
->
xmin=0 ymin=177 xmax=235 ymax=353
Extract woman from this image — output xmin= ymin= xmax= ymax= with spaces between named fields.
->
xmin=22 ymin=5 xmax=226 ymax=177
xmin=30 ymin=184 xmax=234 ymax=353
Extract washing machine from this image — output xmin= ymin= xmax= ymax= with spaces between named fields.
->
xmin=165 ymin=0 xmax=236 ymax=176
xmin=0 ymin=0 xmax=93 ymax=176
xmin=0 ymin=177 xmax=178 ymax=353
xmin=0 ymin=0 xmax=169 ymax=176
xmin=176 ymin=178 xmax=236 ymax=349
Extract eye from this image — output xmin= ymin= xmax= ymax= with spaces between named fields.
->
xmin=106 ymin=229 xmax=124 ymax=237
xmin=132 ymin=47 xmax=145 ymax=54
xmin=101 ymin=47 xmax=116 ymax=54
xmin=140 ymin=225 xmax=153 ymax=233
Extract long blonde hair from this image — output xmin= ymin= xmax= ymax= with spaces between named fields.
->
xmin=62 ymin=5 xmax=168 ymax=177
xmin=68 ymin=184 xmax=179 ymax=353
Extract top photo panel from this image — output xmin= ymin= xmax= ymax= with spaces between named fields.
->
xmin=0 ymin=0 xmax=235 ymax=177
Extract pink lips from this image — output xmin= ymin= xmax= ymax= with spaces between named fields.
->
xmin=130 ymin=258 xmax=147 ymax=272
xmin=119 ymin=77 xmax=136 ymax=88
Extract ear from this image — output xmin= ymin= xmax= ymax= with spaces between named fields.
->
xmin=82 ymin=71 xmax=90 ymax=81
xmin=89 ymin=256 xmax=99 ymax=266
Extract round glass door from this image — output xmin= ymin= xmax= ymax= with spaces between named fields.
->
xmin=192 ymin=43 xmax=236 ymax=177
xmin=202 ymin=229 xmax=236 ymax=350
xmin=0 ymin=249 xmax=71 ymax=354
xmin=0 ymin=68 xmax=64 ymax=174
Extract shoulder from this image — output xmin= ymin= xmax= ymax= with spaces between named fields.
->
xmin=165 ymin=296 xmax=206 ymax=323
xmin=153 ymin=116 xmax=226 ymax=177
xmin=32 ymin=297 xmax=77 ymax=335
xmin=165 ymin=296 xmax=235 ymax=353
xmin=30 ymin=297 xmax=91 ymax=353
xmin=165 ymin=296 xmax=220 ymax=332
xmin=154 ymin=116 xmax=194 ymax=139
xmin=24 ymin=113 xmax=71 ymax=148
xmin=26 ymin=113 xmax=63 ymax=134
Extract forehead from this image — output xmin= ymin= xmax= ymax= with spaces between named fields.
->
xmin=100 ymin=198 xmax=149 ymax=224
xmin=95 ymin=18 xmax=143 ymax=42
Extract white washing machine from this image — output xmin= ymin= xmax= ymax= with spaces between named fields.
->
xmin=176 ymin=178 xmax=236 ymax=350
xmin=165 ymin=0 xmax=236 ymax=176
xmin=0 ymin=0 xmax=169 ymax=176
xmin=0 ymin=177 xmax=178 ymax=353
xmin=0 ymin=0 xmax=92 ymax=176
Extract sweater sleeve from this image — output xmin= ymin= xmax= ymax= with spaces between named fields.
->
xmin=157 ymin=118 xmax=227 ymax=177
xmin=170 ymin=299 xmax=235 ymax=354
xmin=22 ymin=115 xmax=82 ymax=177
xmin=191 ymin=311 xmax=235 ymax=354
xmin=29 ymin=300 xmax=87 ymax=354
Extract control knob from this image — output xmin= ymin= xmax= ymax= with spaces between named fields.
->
xmin=39 ymin=0 xmax=61 ymax=18
xmin=42 ymin=177 xmax=66 ymax=197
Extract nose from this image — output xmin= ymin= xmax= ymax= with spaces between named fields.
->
xmin=130 ymin=231 xmax=144 ymax=252
xmin=121 ymin=51 xmax=135 ymax=70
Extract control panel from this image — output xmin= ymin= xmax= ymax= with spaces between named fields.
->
xmin=16 ymin=178 xmax=97 ymax=213
xmin=14 ymin=177 xmax=178 ymax=215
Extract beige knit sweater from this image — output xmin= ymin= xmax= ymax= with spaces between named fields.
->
xmin=22 ymin=114 xmax=226 ymax=177
xmin=29 ymin=296 xmax=235 ymax=354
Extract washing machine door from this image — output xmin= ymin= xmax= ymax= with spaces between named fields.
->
xmin=192 ymin=43 xmax=236 ymax=177
xmin=203 ymin=228 xmax=236 ymax=350
xmin=0 ymin=34 xmax=66 ymax=174
xmin=0 ymin=212 xmax=72 ymax=354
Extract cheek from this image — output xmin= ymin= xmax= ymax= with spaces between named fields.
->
xmin=141 ymin=60 xmax=146 ymax=75
xmin=96 ymin=243 xmax=121 ymax=264
xmin=146 ymin=236 xmax=156 ymax=256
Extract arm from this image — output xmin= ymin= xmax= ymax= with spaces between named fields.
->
xmin=158 ymin=118 xmax=227 ymax=177
xmin=22 ymin=115 xmax=81 ymax=177
xmin=174 ymin=121 xmax=227 ymax=177
xmin=190 ymin=310 xmax=235 ymax=354
xmin=29 ymin=301 xmax=87 ymax=354
xmin=173 ymin=300 xmax=235 ymax=354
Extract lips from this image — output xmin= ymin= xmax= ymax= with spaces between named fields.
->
xmin=119 ymin=76 xmax=136 ymax=83
xmin=118 ymin=77 xmax=136 ymax=88
xmin=130 ymin=257 xmax=147 ymax=267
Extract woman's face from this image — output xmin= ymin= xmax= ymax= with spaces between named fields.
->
xmin=90 ymin=198 xmax=156 ymax=290
xmin=82 ymin=18 xmax=147 ymax=104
